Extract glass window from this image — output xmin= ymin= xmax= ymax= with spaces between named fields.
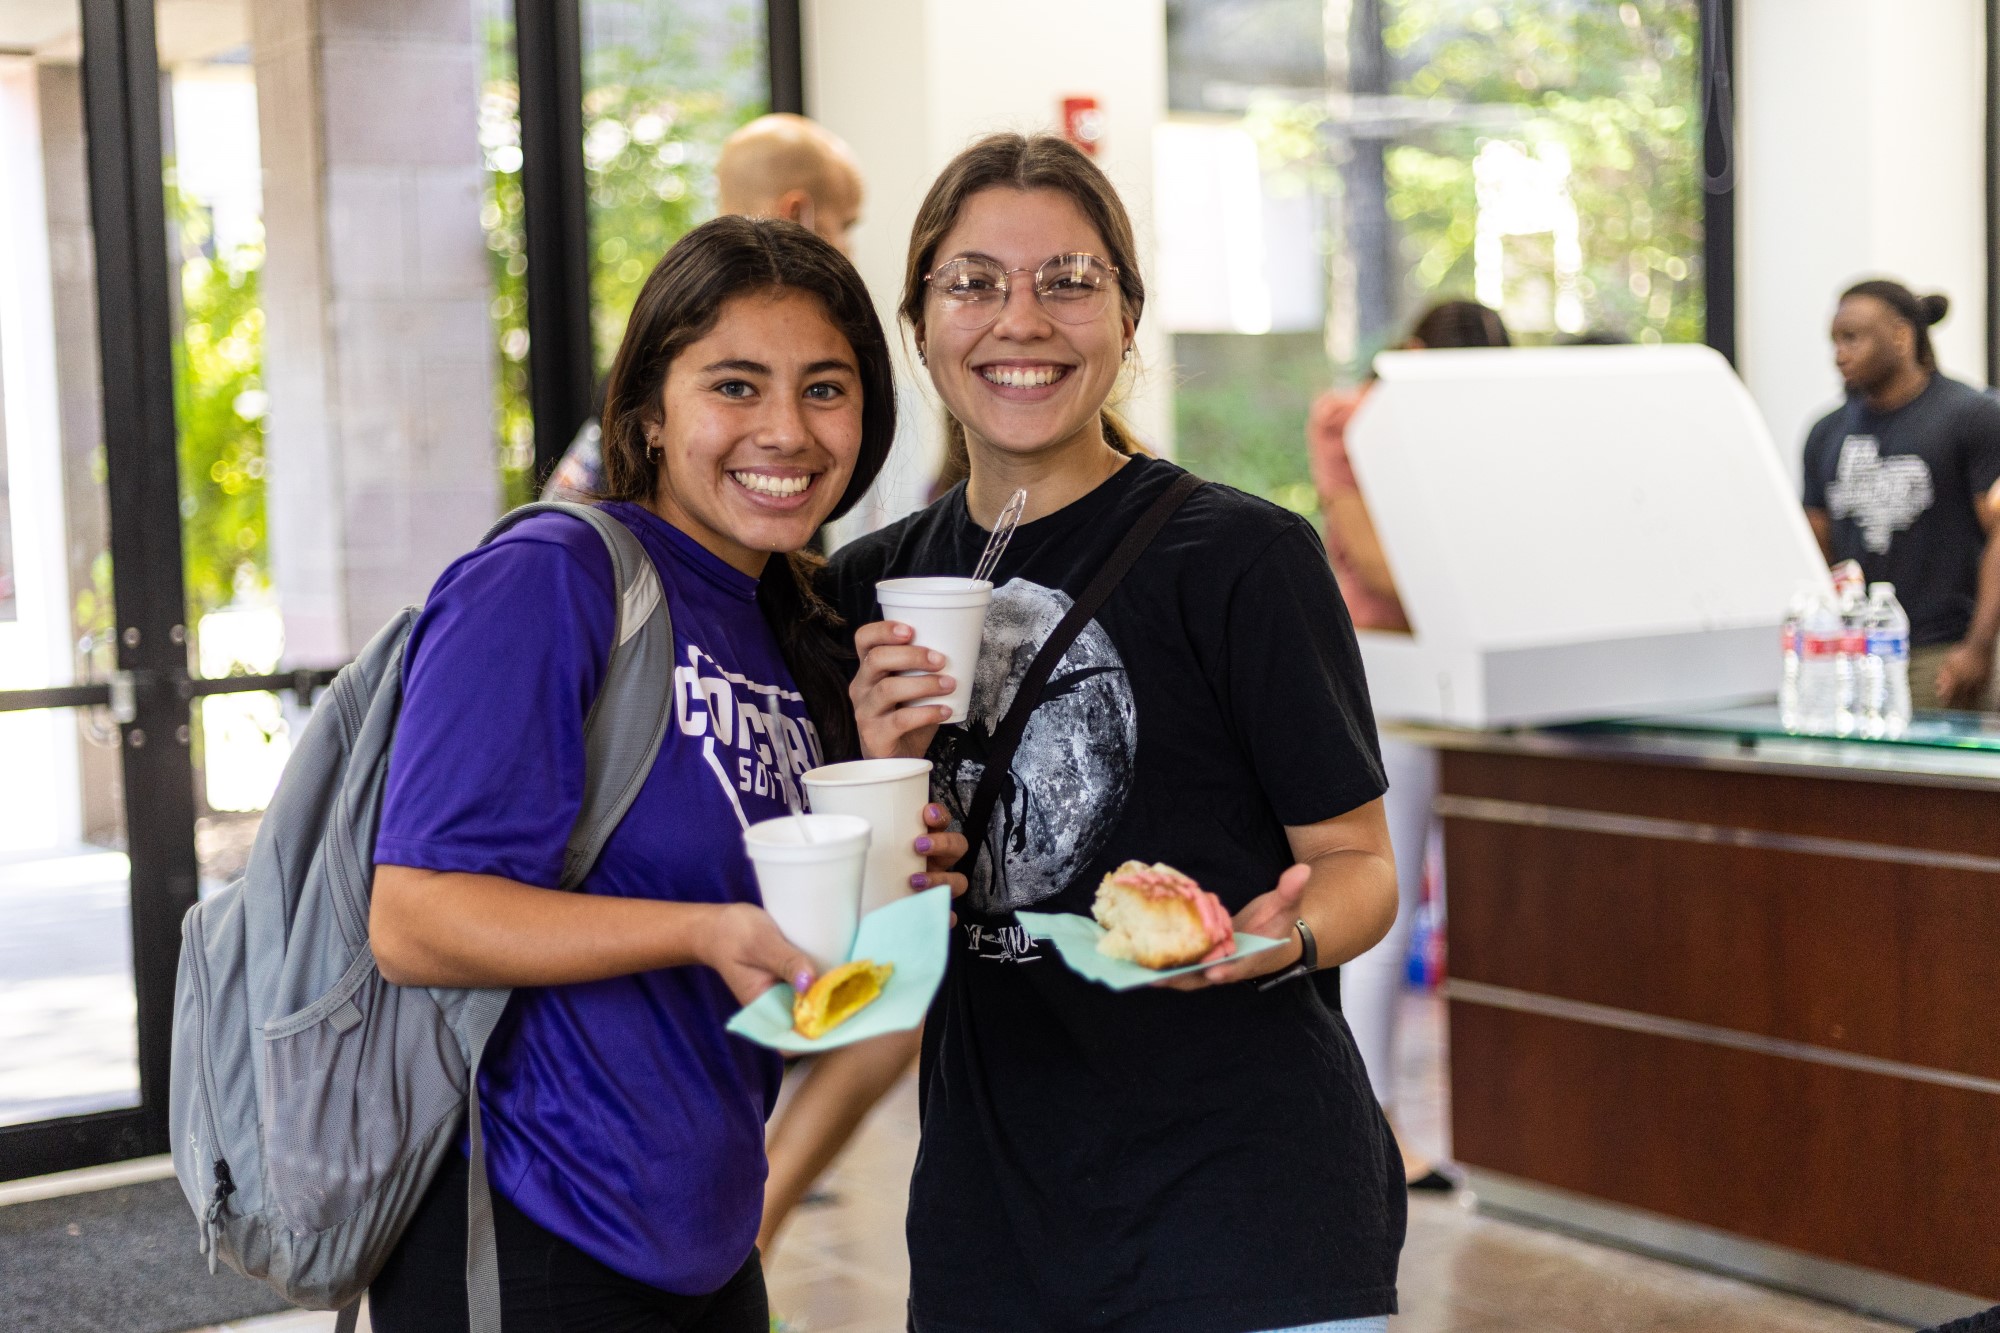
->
xmin=1379 ymin=0 xmax=1702 ymax=346
xmin=1160 ymin=0 xmax=1703 ymax=508
xmin=475 ymin=0 xmax=533 ymax=503
xmin=0 ymin=739 xmax=137 ymax=1127
xmin=156 ymin=5 xmax=293 ymax=846
xmin=580 ymin=0 xmax=768 ymax=371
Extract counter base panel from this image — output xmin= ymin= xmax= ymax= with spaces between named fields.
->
xmin=1437 ymin=743 xmax=2000 ymax=1311
xmin=1449 ymin=996 xmax=2000 ymax=1300
xmin=1464 ymin=1169 xmax=1992 ymax=1328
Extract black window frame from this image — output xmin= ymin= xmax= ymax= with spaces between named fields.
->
xmin=1702 ymin=0 xmax=1736 ymax=364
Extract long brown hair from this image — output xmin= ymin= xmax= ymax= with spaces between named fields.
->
xmin=599 ymin=215 xmax=893 ymax=760
xmin=901 ymin=134 xmax=1148 ymax=468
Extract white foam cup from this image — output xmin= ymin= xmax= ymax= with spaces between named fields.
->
xmin=874 ymin=577 xmax=993 ymax=724
xmin=802 ymin=758 xmax=934 ymax=915
xmin=742 ymin=813 xmax=871 ymax=974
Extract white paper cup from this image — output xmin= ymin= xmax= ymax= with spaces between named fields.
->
xmin=742 ymin=813 xmax=871 ymax=973
xmin=803 ymin=758 xmax=934 ymax=915
xmin=875 ymin=577 xmax=993 ymax=724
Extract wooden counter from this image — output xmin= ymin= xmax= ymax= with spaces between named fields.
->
xmin=1413 ymin=722 xmax=2000 ymax=1325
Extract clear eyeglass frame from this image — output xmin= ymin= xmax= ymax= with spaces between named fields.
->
xmin=923 ymin=252 xmax=1121 ymax=329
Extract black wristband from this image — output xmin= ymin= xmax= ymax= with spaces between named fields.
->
xmin=1254 ymin=918 xmax=1319 ymax=992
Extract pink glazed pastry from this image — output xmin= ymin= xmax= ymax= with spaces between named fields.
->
xmin=1091 ymin=861 xmax=1238 ymax=970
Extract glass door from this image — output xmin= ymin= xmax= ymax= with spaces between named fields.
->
xmin=0 ymin=0 xmax=196 ymax=1177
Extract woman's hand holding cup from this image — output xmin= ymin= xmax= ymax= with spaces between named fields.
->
xmin=702 ymin=902 xmax=820 ymax=1007
xmin=852 ymin=620 xmax=955 ymax=759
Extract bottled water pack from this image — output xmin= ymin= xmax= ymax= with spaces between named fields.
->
xmin=1782 ymin=574 xmax=1910 ymax=738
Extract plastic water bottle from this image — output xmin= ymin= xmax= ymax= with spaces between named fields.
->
xmin=1794 ymin=591 xmax=1844 ymax=735
xmin=1861 ymin=583 xmax=1912 ymax=738
xmin=1778 ymin=588 xmax=1811 ymax=731
xmin=1834 ymin=583 xmax=1866 ymax=736
xmin=1830 ymin=559 xmax=1866 ymax=606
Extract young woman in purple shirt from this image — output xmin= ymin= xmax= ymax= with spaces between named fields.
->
xmin=363 ymin=217 xmax=966 ymax=1332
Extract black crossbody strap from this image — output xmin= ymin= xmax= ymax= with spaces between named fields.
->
xmin=953 ymin=471 xmax=1205 ymax=878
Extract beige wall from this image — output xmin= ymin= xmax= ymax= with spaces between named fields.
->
xmin=1737 ymin=0 xmax=1989 ymax=487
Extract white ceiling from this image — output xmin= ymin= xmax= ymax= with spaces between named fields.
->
xmin=156 ymin=0 xmax=246 ymax=67
xmin=0 ymin=1 xmax=79 ymax=57
xmin=0 ymin=0 xmax=246 ymax=66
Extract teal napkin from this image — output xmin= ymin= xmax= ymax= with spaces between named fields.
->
xmin=727 ymin=886 xmax=951 ymax=1052
xmin=1017 ymin=910 xmax=1286 ymax=990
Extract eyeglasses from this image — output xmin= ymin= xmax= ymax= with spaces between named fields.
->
xmin=923 ymin=252 xmax=1121 ymax=329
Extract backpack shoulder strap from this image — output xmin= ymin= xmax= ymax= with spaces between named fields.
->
xmin=952 ymin=471 xmax=1204 ymax=880
xmin=455 ymin=502 xmax=675 ymax=1333
xmin=478 ymin=500 xmax=675 ymax=890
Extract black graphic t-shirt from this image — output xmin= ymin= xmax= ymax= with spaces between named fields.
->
xmin=1802 ymin=374 xmax=2000 ymax=646
xmin=824 ymin=456 xmax=1400 ymax=1332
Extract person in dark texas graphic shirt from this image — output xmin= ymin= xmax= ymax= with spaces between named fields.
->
xmin=363 ymin=218 xmax=968 ymax=1332
xmin=1802 ymin=278 xmax=2000 ymax=710
xmin=823 ymin=135 xmax=1404 ymax=1333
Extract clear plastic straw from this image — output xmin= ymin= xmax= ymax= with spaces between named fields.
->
xmin=767 ymin=692 xmax=814 ymax=842
xmin=971 ymin=487 xmax=1029 ymax=586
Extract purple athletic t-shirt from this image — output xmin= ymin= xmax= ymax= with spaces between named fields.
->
xmin=375 ymin=502 xmax=813 ymax=1294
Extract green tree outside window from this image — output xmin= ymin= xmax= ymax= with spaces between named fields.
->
xmin=480 ymin=4 xmax=765 ymax=505
xmin=1175 ymin=0 xmax=1702 ymax=509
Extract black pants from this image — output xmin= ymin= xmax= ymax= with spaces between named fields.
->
xmin=369 ymin=1153 xmax=769 ymax=1333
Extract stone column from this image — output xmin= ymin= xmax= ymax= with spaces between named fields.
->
xmin=252 ymin=0 xmax=500 ymax=663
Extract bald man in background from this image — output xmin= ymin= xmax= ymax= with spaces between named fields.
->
xmin=718 ymin=112 xmax=865 ymax=255
xmin=541 ymin=113 xmax=866 ymax=499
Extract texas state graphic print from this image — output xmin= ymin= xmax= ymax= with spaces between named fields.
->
xmin=1827 ymin=435 xmax=1935 ymax=554
xmin=931 ymin=578 xmax=1136 ymax=916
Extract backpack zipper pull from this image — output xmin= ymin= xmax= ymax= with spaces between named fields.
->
xmin=203 ymin=1159 xmax=236 ymax=1274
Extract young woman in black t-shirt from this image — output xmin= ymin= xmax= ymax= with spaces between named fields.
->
xmin=823 ymin=134 xmax=1405 ymax=1332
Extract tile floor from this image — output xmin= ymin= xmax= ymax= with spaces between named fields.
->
xmin=187 ymin=992 xmax=1913 ymax=1333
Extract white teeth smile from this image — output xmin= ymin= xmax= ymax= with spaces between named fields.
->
xmin=731 ymin=472 xmax=812 ymax=498
xmin=981 ymin=365 xmax=1066 ymax=388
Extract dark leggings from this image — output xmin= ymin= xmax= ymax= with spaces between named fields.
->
xmin=368 ymin=1153 xmax=769 ymax=1333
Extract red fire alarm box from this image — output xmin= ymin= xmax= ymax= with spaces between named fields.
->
xmin=1061 ymin=96 xmax=1103 ymax=155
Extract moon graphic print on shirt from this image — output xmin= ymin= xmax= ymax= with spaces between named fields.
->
xmin=931 ymin=577 xmax=1136 ymax=916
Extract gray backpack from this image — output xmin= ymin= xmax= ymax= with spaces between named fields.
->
xmin=168 ymin=502 xmax=673 ymax=1333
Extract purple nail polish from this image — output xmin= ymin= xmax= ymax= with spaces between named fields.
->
xmin=926 ymin=804 xmax=944 ymax=821
xmin=910 ymin=873 xmax=931 ymax=889
xmin=792 ymin=970 xmax=814 ymax=993
xmin=914 ymin=836 xmax=934 ymax=853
